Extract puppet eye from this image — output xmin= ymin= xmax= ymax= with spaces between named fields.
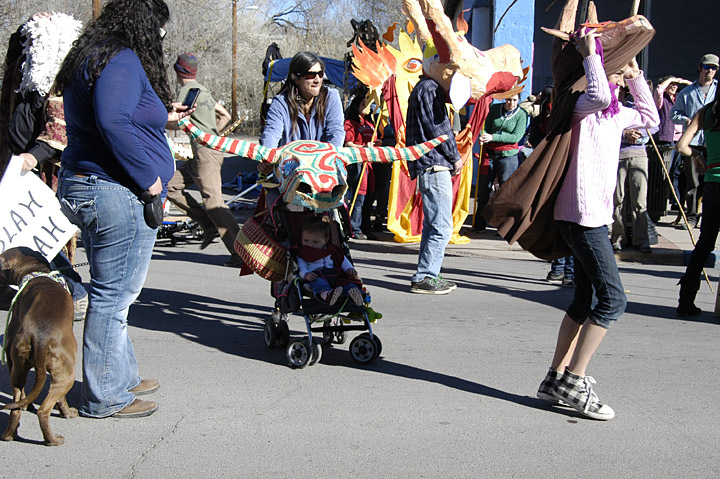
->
xmin=403 ymin=58 xmax=422 ymax=74
xmin=280 ymin=158 xmax=300 ymax=177
xmin=296 ymin=183 xmax=312 ymax=195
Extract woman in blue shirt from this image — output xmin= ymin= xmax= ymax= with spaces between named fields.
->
xmin=54 ymin=0 xmax=191 ymax=419
xmin=260 ymin=51 xmax=345 ymax=152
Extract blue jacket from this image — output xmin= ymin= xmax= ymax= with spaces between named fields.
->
xmin=62 ymin=49 xmax=174 ymax=192
xmin=671 ymin=79 xmax=718 ymax=146
xmin=260 ymin=88 xmax=345 ymax=148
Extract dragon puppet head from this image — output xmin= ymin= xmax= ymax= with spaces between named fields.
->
xmin=403 ymin=0 xmax=527 ymax=109
xmin=178 ymin=118 xmax=448 ymax=212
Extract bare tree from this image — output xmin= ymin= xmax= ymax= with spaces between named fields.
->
xmin=0 ymin=0 xmax=406 ymax=136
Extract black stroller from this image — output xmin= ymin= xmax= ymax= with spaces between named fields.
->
xmin=257 ymin=192 xmax=382 ymax=368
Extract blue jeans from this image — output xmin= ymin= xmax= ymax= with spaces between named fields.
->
xmin=57 ymin=170 xmax=156 ymax=418
xmin=412 ymin=169 xmax=453 ymax=283
xmin=475 ymin=153 xmax=519 ymax=229
xmin=685 ymin=182 xmax=720 ymax=282
xmin=550 ymin=256 xmax=574 ymax=280
xmin=348 ymin=193 xmax=365 ymax=235
xmin=556 ymin=221 xmax=626 ymax=329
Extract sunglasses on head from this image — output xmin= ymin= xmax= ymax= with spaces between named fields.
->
xmin=702 ymin=64 xmax=717 ymax=70
xmin=301 ymin=70 xmax=324 ymax=80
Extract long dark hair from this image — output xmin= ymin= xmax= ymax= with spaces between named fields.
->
xmin=54 ymin=0 xmax=173 ymax=109
xmin=345 ymin=86 xmax=369 ymax=124
xmin=280 ymin=51 xmax=328 ymax=134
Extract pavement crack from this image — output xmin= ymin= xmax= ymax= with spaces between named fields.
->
xmin=129 ymin=414 xmax=186 ymax=478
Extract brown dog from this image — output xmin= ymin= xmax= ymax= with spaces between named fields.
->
xmin=0 ymin=247 xmax=78 ymax=446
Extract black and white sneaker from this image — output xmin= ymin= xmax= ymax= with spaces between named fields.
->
xmin=546 ymin=271 xmax=564 ymax=284
xmin=537 ymin=367 xmax=564 ymax=404
xmin=410 ymin=277 xmax=453 ymax=295
xmin=552 ymin=369 xmax=615 ymax=420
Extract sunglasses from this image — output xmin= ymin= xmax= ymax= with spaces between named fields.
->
xmin=301 ymin=70 xmax=324 ymax=80
xmin=702 ymin=64 xmax=717 ymax=70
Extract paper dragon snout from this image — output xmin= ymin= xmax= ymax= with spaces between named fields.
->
xmin=178 ymin=118 xmax=448 ymax=211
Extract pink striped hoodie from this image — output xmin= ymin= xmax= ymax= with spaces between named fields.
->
xmin=554 ymin=54 xmax=659 ymax=227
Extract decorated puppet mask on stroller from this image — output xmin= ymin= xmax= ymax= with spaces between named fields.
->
xmin=179 ymin=118 xmax=448 ymax=211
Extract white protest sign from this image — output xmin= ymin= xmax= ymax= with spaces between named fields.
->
xmin=0 ymin=156 xmax=78 ymax=260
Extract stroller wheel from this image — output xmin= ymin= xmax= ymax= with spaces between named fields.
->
xmin=309 ymin=339 xmax=322 ymax=366
xmin=349 ymin=334 xmax=378 ymax=364
xmin=276 ymin=319 xmax=290 ymax=347
xmin=369 ymin=334 xmax=382 ymax=359
xmin=264 ymin=319 xmax=277 ymax=348
xmin=287 ymin=340 xmax=310 ymax=368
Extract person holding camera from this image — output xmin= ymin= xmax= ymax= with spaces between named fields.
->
xmin=165 ymin=53 xmax=240 ymax=267
xmin=55 ymin=0 xmax=192 ymax=419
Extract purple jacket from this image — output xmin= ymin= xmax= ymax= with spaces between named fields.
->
xmin=655 ymin=88 xmax=675 ymax=143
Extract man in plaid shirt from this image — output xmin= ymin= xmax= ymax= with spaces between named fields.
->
xmin=405 ymin=75 xmax=461 ymax=294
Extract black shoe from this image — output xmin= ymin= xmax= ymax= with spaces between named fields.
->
xmin=676 ymin=303 xmax=702 ymax=316
xmin=639 ymin=243 xmax=652 ymax=254
xmin=363 ymin=231 xmax=378 ymax=240
xmin=200 ymin=227 xmax=219 ymax=249
xmin=437 ymin=275 xmax=457 ymax=291
xmin=561 ymin=277 xmax=576 ymax=287
xmin=223 ymin=254 xmax=243 ymax=268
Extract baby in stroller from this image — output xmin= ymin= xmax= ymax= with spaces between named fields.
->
xmin=296 ymin=216 xmax=364 ymax=307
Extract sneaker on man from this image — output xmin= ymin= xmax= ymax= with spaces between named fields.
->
xmin=73 ymin=295 xmax=88 ymax=322
xmin=546 ymin=271 xmax=564 ymax=284
xmin=410 ymin=277 xmax=453 ymax=295
xmin=561 ymin=277 xmax=576 ymax=287
xmin=437 ymin=275 xmax=457 ymax=291
xmin=551 ymin=369 xmax=615 ymax=420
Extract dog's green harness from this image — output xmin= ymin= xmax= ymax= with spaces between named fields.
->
xmin=2 ymin=271 xmax=71 ymax=365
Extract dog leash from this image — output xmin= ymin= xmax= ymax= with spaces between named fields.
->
xmin=2 ymin=271 xmax=71 ymax=365
xmin=53 ymin=261 xmax=90 ymax=272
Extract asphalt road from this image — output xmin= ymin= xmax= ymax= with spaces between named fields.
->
xmin=1 ymin=211 xmax=719 ymax=477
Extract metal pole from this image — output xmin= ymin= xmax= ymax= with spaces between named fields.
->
xmin=231 ymin=0 xmax=238 ymax=121
xmin=93 ymin=0 xmax=101 ymax=19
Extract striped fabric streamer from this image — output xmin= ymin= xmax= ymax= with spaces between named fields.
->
xmin=338 ymin=134 xmax=449 ymax=164
xmin=178 ymin=118 xmax=273 ymax=163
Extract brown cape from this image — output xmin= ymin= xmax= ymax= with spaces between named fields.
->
xmin=482 ymin=15 xmax=656 ymax=261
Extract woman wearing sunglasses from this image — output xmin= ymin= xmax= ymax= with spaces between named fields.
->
xmin=260 ymin=51 xmax=345 ymax=152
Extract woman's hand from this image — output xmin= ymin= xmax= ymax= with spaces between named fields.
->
xmin=573 ymin=28 xmax=598 ymax=58
xmin=692 ymin=150 xmax=706 ymax=175
xmin=19 ymin=153 xmax=38 ymax=172
xmin=624 ymin=58 xmax=641 ymax=79
xmin=167 ymin=103 xmax=194 ymax=123
xmin=147 ymin=176 xmax=162 ymax=196
xmin=479 ymin=133 xmax=493 ymax=144
xmin=257 ymin=162 xmax=275 ymax=175
xmin=346 ymin=268 xmax=358 ymax=279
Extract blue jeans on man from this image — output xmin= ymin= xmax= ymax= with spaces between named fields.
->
xmin=58 ymin=170 xmax=156 ymax=418
xmin=556 ymin=221 xmax=627 ymax=329
xmin=411 ymin=169 xmax=453 ymax=283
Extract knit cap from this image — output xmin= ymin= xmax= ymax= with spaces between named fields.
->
xmin=174 ymin=53 xmax=198 ymax=79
